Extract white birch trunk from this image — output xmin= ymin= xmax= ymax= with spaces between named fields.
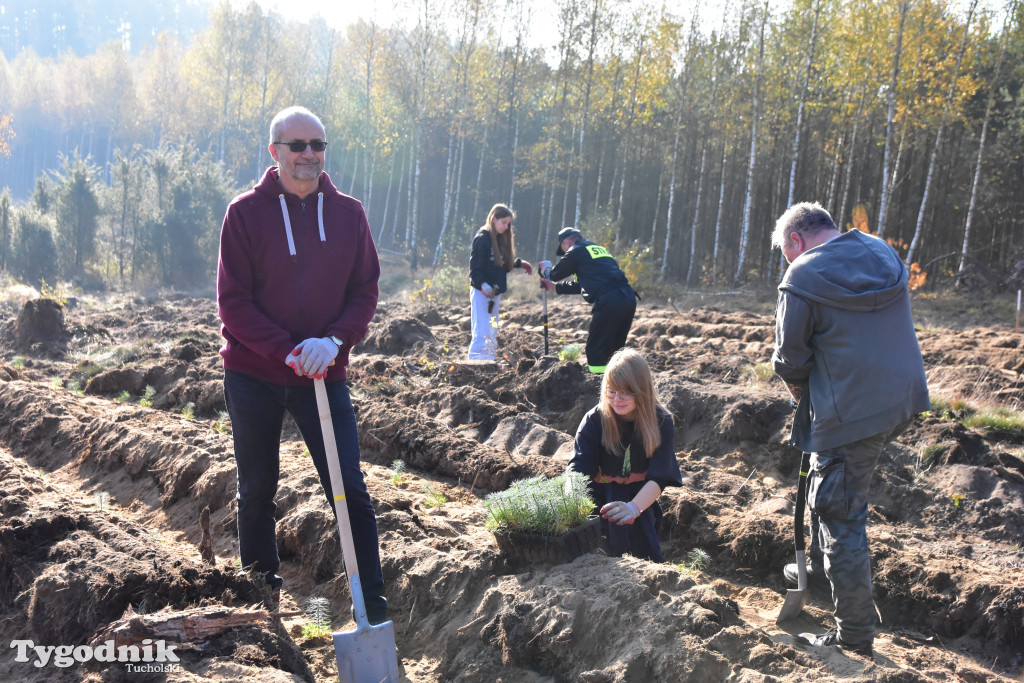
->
xmin=959 ymin=13 xmax=1009 ymax=277
xmin=432 ymin=133 xmax=457 ymax=267
xmin=378 ymin=149 xmax=397 ymax=243
xmin=877 ymin=0 xmax=909 ymax=238
xmin=906 ymin=0 xmax=975 ymax=266
xmin=660 ymin=106 xmax=683 ymax=280
xmin=734 ymin=1 xmax=768 ymax=286
xmin=712 ymin=143 xmax=728 ymax=283
xmin=685 ymin=140 xmax=708 ymax=287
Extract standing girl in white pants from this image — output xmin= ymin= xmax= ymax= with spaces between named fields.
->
xmin=467 ymin=203 xmax=532 ymax=360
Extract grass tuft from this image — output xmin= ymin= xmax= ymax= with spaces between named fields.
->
xmin=963 ymin=406 xmax=1024 ymax=438
xmin=740 ymin=362 xmax=775 ymax=383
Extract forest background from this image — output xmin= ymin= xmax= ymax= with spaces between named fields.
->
xmin=0 ymin=0 xmax=1021 ymax=297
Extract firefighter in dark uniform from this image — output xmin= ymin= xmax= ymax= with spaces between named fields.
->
xmin=539 ymin=227 xmax=637 ymax=374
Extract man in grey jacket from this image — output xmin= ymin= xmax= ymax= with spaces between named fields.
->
xmin=771 ymin=202 xmax=929 ymax=657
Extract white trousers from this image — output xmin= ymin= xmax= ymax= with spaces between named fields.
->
xmin=468 ymin=286 xmax=500 ymax=360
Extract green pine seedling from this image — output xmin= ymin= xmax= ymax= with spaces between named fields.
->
xmin=303 ymin=597 xmax=332 ymax=638
xmin=558 ymin=344 xmax=582 ymax=362
xmin=423 ymin=482 xmax=447 ymax=508
xmin=390 ymin=460 xmax=409 ymax=487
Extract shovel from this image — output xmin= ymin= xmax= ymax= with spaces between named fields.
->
xmin=541 ymin=280 xmax=550 ymax=355
xmin=777 ymin=450 xmax=812 ymax=623
xmin=313 ymin=378 xmax=400 ymax=683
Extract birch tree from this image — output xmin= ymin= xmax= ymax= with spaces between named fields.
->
xmin=959 ymin=6 xmax=1014 ymax=279
xmin=734 ymin=0 xmax=769 ymax=286
xmin=905 ymin=0 xmax=976 ymax=266
xmin=876 ymin=0 xmax=909 ymax=239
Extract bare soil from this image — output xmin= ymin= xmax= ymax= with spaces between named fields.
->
xmin=0 ymin=289 xmax=1022 ymax=682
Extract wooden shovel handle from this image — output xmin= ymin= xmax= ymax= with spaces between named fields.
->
xmin=313 ymin=378 xmax=370 ymax=628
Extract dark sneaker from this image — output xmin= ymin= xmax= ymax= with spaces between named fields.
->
xmin=796 ymin=628 xmax=873 ymax=658
xmin=784 ymin=562 xmax=830 ymax=595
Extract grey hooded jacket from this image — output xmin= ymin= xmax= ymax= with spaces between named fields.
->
xmin=772 ymin=229 xmax=930 ymax=452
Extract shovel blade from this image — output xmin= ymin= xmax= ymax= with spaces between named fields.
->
xmin=776 ymin=587 xmax=807 ymax=624
xmin=333 ymin=619 xmax=399 ymax=683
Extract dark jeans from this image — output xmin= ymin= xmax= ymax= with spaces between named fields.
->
xmin=587 ymin=286 xmax=636 ymax=373
xmin=600 ymin=482 xmax=665 ymax=562
xmin=224 ymin=370 xmax=386 ymax=619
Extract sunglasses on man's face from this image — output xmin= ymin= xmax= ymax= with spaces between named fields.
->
xmin=273 ymin=140 xmax=328 ymax=153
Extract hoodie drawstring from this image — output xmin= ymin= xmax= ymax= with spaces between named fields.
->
xmin=279 ymin=195 xmax=296 ymax=257
xmin=279 ymin=192 xmax=327 ymax=257
xmin=317 ymin=192 xmax=326 ymax=243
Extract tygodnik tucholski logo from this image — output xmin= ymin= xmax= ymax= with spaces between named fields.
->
xmin=10 ymin=638 xmax=182 ymax=672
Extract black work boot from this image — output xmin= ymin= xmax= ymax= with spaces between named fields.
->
xmin=352 ymin=596 xmax=388 ymax=626
xmin=784 ymin=561 xmax=830 ymax=596
xmin=795 ymin=627 xmax=873 ymax=658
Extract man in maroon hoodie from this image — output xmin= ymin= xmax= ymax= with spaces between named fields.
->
xmin=217 ymin=106 xmax=386 ymax=623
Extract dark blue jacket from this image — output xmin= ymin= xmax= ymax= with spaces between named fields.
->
xmin=548 ymin=238 xmax=631 ymax=303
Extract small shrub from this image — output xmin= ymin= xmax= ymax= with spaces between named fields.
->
xmin=181 ymin=402 xmax=195 ymax=419
xmin=11 ymin=356 xmax=25 ymax=368
xmin=115 ymin=390 xmax=131 ymax=402
xmin=50 ymin=376 xmax=63 ymax=389
xmin=432 ymin=265 xmax=469 ymax=303
xmin=558 ymin=344 xmax=582 ymax=362
xmin=138 ymin=385 xmax=156 ymax=408
xmin=214 ymin=410 xmax=231 ymax=434
xmin=483 ymin=471 xmax=594 ymax=536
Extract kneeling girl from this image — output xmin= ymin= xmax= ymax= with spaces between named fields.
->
xmin=568 ymin=347 xmax=682 ymax=561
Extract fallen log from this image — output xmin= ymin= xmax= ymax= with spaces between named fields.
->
xmin=89 ymin=604 xmax=272 ymax=650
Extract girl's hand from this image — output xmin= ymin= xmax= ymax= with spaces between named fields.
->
xmin=601 ymin=501 xmax=640 ymax=525
xmin=519 ymin=259 xmax=533 ymax=275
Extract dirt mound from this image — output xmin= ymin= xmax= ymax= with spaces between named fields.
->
xmin=14 ymin=298 xmax=66 ymax=351
xmin=0 ymin=292 xmax=1022 ymax=681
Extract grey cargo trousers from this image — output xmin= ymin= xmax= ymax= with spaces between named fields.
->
xmin=805 ymin=420 xmax=909 ymax=648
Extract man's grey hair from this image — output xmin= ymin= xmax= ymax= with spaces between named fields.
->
xmin=269 ymin=106 xmax=325 ymax=145
xmin=771 ymin=202 xmax=838 ymax=250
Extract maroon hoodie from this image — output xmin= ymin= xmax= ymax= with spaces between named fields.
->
xmin=217 ymin=167 xmax=380 ymax=384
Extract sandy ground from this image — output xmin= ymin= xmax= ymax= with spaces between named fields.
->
xmin=0 ymin=288 xmax=1022 ymax=682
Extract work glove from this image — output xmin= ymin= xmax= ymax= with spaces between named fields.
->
xmin=519 ymin=259 xmax=533 ymax=275
xmin=538 ymin=260 xmax=552 ymax=278
xmin=601 ymin=500 xmax=640 ymax=526
xmin=481 ymin=283 xmax=495 ymax=298
xmin=291 ymin=337 xmax=339 ymax=378
xmin=539 ymin=278 xmax=554 ymax=291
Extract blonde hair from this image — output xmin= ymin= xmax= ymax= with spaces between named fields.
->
xmin=599 ymin=348 xmax=663 ymax=457
xmin=484 ymin=203 xmax=516 ymax=271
